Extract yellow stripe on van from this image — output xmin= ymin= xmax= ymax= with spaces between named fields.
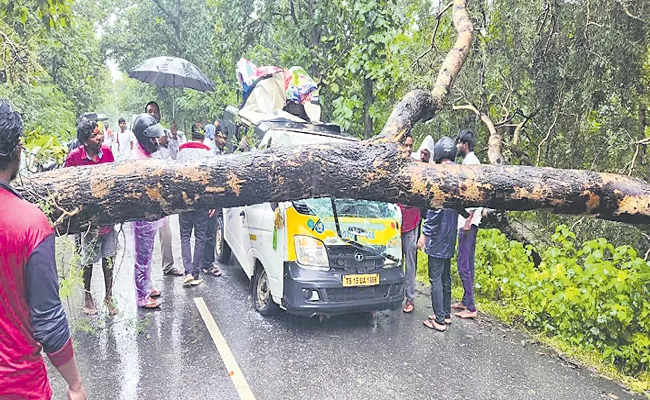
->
xmin=285 ymin=206 xmax=399 ymax=262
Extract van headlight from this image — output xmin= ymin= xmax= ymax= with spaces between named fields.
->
xmin=383 ymin=236 xmax=402 ymax=268
xmin=295 ymin=236 xmax=329 ymax=270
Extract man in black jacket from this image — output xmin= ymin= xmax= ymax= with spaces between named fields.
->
xmin=418 ymin=136 xmax=459 ymax=332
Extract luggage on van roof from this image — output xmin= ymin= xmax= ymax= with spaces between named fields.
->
xmin=236 ymin=58 xmax=322 ymax=124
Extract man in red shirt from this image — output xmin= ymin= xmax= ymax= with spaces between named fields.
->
xmin=65 ymin=117 xmax=117 ymax=315
xmin=399 ymin=136 xmax=429 ymax=313
xmin=0 ymin=99 xmax=86 ymax=399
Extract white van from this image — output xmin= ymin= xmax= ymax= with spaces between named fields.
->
xmin=217 ymin=107 xmax=404 ymax=317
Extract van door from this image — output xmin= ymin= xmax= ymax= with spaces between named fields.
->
xmin=240 ymin=204 xmax=267 ymax=278
xmin=223 ymin=206 xmax=255 ymax=278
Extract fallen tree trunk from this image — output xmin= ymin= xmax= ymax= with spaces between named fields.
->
xmin=12 ymin=0 xmax=650 ymax=234
xmin=16 ymin=140 xmax=650 ymax=233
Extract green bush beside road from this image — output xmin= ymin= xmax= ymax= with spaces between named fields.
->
xmin=415 ymin=225 xmax=650 ymax=389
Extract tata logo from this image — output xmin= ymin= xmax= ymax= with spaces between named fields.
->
xmin=354 ymin=252 xmax=364 ymax=262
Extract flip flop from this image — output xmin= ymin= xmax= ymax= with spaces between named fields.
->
xmin=423 ymin=318 xmax=448 ymax=332
xmin=164 ymin=267 xmax=185 ymax=276
xmin=150 ymin=289 xmax=161 ymax=298
xmin=428 ymin=314 xmax=452 ymax=325
xmin=203 ymin=266 xmax=222 ymax=277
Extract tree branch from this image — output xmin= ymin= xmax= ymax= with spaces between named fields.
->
xmin=411 ymin=2 xmax=454 ymax=68
xmin=382 ymin=0 xmax=473 ymax=139
xmin=536 ymin=114 xmax=558 ymax=166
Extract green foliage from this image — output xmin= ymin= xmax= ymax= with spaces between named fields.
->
xmin=22 ymin=127 xmax=68 ymax=168
xmin=472 ymin=226 xmax=650 ymax=376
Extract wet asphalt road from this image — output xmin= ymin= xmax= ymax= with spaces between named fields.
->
xmin=48 ymin=216 xmax=642 ymax=400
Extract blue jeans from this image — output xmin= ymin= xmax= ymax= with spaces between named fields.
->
xmin=457 ymin=226 xmax=478 ymax=312
xmin=179 ymin=211 xmax=209 ymax=279
xmin=428 ymin=256 xmax=451 ymax=325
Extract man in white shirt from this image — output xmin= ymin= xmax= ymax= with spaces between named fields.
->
xmin=115 ymin=117 xmax=135 ymax=161
xmin=454 ymin=129 xmax=481 ymax=319
xmin=168 ymin=121 xmax=186 ymax=160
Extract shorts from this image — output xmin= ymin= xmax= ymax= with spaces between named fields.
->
xmin=81 ymin=227 xmax=117 ymax=265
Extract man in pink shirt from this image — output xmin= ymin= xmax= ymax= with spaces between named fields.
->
xmin=399 ymin=136 xmax=430 ymax=313
xmin=65 ymin=117 xmax=117 ymax=316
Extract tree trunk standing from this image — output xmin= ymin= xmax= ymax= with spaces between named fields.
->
xmin=16 ymin=142 xmax=650 ymax=233
xmin=363 ymin=78 xmax=374 ymax=138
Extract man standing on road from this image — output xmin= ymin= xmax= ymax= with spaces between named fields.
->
xmin=399 ymin=135 xmax=430 ymax=313
xmin=145 ymin=101 xmax=183 ymax=276
xmin=115 ymin=117 xmax=135 ymax=162
xmin=454 ymin=129 xmax=481 ymax=319
xmin=178 ymin=122 xmax=216 ymax=286
xmin=419 ymin=136 xmax=459 ymax=332
xmin=131 ymin=113 xmax=167 ymax=309
xmin=202 ymin=126 xmax=226 ymax=277
xmin=64 ymin=117 xmax=117 ymax=316
xmin=0 ymin=99 xmax=86 ymax=400
xmin=103 ymin=121 xmax=115 ymax=150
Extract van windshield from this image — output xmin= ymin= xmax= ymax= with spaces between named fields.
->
xmin=297 ymin=198 xmax=399 ymax=220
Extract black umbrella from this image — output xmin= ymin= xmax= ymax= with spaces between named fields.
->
xmin=128 ymin=56 xmax=216 ymax=92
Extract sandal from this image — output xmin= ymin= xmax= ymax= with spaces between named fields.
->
xmin=428 ymin=314 xmax=452 ymax=325
xmin=423 ymin=318 xmax=447 ymax=332
xmin=203 ymin=265 xmax=222 ymax=277
xmin=150 ymin=289 xmax=161 ymax=298
xmin=403 ymin=300 xmax=414 ymax=313
xmin=164 ymin=267 xmax=185 ymax=276
xmin=139 ymin=298 xmax=161 ymax=309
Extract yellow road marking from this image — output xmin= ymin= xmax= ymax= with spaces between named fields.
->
xmin=194 ymin=297 xmax=256 ymax=400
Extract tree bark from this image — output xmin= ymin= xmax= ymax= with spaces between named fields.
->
xmin=16 ymin=140 xmax=650 ymax=233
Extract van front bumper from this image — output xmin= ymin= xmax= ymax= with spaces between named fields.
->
xmin=281 ymin=262 xmax=404 ymax=316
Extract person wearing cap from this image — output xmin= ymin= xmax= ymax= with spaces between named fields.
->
xmin=145 ymin=101 xmax=183 ymax=277
xmin=0 ymin=98 xmax=86 ymax=399
xmin=64 ymin=116 xmax=117 ymax=316
xmin=178 ymin=122 xmax=216 ymax=287
xmin=453 ymin=129 xmax=482 ymax=319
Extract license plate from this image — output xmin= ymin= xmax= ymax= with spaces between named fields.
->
xmin=342 ymin=274 xmax=380 ymax=287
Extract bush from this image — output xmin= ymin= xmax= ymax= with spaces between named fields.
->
xmin=473 ymin=225 xmax=650 ymax=375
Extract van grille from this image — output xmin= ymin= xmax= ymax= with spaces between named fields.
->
xmin=327 ymin=245 xmax=384 ymax=272
xmin=325 ymin=285 xmax=390 ymax=302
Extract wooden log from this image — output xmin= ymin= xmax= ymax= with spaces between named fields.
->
xmin=15 ymin=140 xmax=650 ymax=233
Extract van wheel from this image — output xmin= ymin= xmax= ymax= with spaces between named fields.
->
xmin=252 ymin=267 xmax=279 ymax=316
xmin=216 ymin=214 xmax=231 ymax=264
